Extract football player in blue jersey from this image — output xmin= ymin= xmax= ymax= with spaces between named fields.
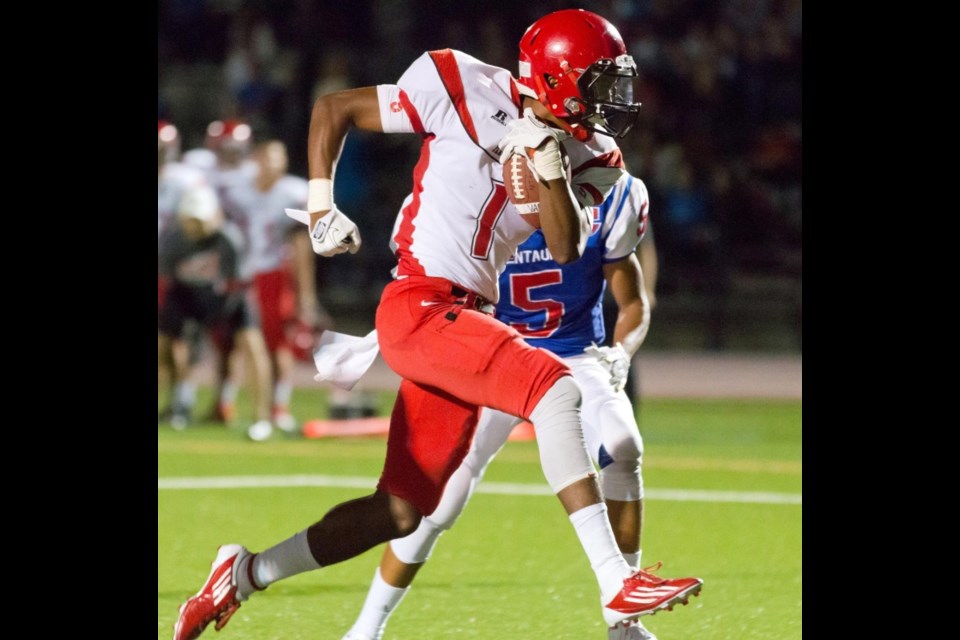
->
xmin=342 ymin=172 xmax=661 ymax=640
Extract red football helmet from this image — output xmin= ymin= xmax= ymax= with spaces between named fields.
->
xmin=158 ymin=120 xmax=180 ymax=164
xmin=518 ymin=9 xmax=641 ymax=140
xmin=205 ymin=119 xmax=252 ymax=164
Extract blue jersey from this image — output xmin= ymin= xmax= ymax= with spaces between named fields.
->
xmin=496 ymin=174 xmax=650 ymax=357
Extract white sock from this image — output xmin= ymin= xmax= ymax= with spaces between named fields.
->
xmin=220 ymin=381 xmax=239 ymax=406
xmin=622 ymin=551 xmax=641 ymax=572
xmin=236 ymin=530 xmax=320 ymax=599
xmin=569 ymin=503 xmax=632 ymax=603
xmin=273 ymin=380 xmax=293 ymax=409
xmin=348 ymin=567 xmax=409 ymax=640
xmin=174 ymin=382 xmax=195 ymax=410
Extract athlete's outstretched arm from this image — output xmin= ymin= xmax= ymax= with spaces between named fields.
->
xmin=306 ymin=87 xmax=383 ymax=229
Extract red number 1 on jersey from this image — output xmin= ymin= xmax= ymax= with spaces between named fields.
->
xmin=471 ymin=180 xmax=508 ymax=260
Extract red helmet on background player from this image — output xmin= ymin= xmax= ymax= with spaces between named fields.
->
xmin=518 ymin=9 xmax=641 ymax=140
xmin=205 ymin=118 xmax=252 ymax=165
xmin=158 ymin=120 xmax=180 ymax=165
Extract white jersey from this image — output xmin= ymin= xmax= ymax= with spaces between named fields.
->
xmin=157 ymin=162 xmax=207 ymax=246
xmin=377 ymin=49 xmax=625 ymax=303
xmin=182 ymin=149 xmax=258 ymax=202
xmin=216 ymin=160 xmax=259 ymax=198
xmin=181 ymin=148 xmax=218 ymax=174
xmin=222 ymin=175 xmax=308 ymax=275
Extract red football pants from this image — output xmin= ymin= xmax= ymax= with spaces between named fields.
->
xmin=374 ymin=276 xmax=569 ymax=514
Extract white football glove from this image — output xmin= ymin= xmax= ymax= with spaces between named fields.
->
xmin=584 ymin=342 xmax=631 ymax=393
xmin=309 ymin=207 xmax=362 ymax=257
xmin=498 ymin=108 xmax=569 ymax=181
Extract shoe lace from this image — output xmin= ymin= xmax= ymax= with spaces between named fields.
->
xmin=630 ymin=561 xmax=665 ymax=584
xmin=642 ymin=561 xmax=663 ymax=574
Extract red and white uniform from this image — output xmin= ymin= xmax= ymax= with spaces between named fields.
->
xmin=378 ymin=49 xmax=624 ymax=304
xmin=158 ymin=162 xmax=206 ymax=309
xmin=158 ymin=162 xmax=206 ymax=245
xmin=182 ymin=149 xmax=259 ymax=221
xmin=369 ymin=49 xmax=625 ymax=514
xmin=222 ymin=175 xmax=308 ymax=352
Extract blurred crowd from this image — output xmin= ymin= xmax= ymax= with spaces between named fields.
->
xmin=159 ymin=0 xmax=801 ymax=347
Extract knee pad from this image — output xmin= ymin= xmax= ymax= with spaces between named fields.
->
xmin=529 ymin=376 xmax=596 ymax=494
xmin=597 ymin=399 xmax=644 ymax=501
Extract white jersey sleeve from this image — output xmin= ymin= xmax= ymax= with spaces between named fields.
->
xmin=601 ymin=174 xmax=650 ymax=263
xmin=565 ymin=134 xmax=626 ymax=208
xmin=377 ymin=85 xmax=418 ymax=134
xmin=377 ymin=51 xmax=459 ymax=135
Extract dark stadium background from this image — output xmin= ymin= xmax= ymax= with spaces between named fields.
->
xmin=158 ymin=0 xmax=801 ymax=353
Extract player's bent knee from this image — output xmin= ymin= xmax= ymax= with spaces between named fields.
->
xmin=387 ymin=495 xmax=423 ymax=538
xmin=529 ymin=376 xmax=595 ymax=494
xmin=595 ymin=400 xmax=645 ymax=501
xmin=604 ymin=430 xmax=643 ymax=464
xmin=394 ymin=514 xmax=422 ymax=539
xmin=598 ymin=399 xmax=644 ymax=461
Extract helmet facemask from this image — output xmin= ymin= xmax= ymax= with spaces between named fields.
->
xmin=565 ymin=55 xmax=641 ymax=139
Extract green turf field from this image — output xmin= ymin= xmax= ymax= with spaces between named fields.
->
xmin=158 ymin=390 xmax=802 ymax=639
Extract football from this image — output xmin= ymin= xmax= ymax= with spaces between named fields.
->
xmin=502 ymin=146 xmax=572 ymax=229
xmin=503 ymin=152 xmax=542 ymax=228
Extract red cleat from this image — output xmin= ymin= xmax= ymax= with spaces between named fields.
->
xmin=173 ymin=544 xmax=250 ymax=640
xmin=203 ymin=403 xmax=236 ymax=425
xmin=603 ymin=564 xmax=703 ymax=626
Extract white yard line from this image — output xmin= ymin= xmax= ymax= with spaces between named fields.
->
xmin=157 ymin=475 xmax=801 ymax=505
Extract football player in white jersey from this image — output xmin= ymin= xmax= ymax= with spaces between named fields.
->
xmin=342 ymin=173 xmax=661 ymax=640
xmin=158 ymin=185 xmax=274 ymax=437
xmin=159 ymin=121 xmax=207 ymax=250
xmin=182 ymin=118 xmax=258 ymax=194
xmin=175 ymin=10 xmax=701 ymax=640
xmin=158 ymin=120 xmax=207 ymax=426
xmin=183 ymin=119 xmax=259 ymax=423
xmin=220 ymin=140 xmax=323 ymax=438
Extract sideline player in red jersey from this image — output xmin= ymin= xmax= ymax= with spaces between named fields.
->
xmin=220 ymin=140 xmax=324 ymax=438
xmin=175 ymin=10 xmax=701 ymax=640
